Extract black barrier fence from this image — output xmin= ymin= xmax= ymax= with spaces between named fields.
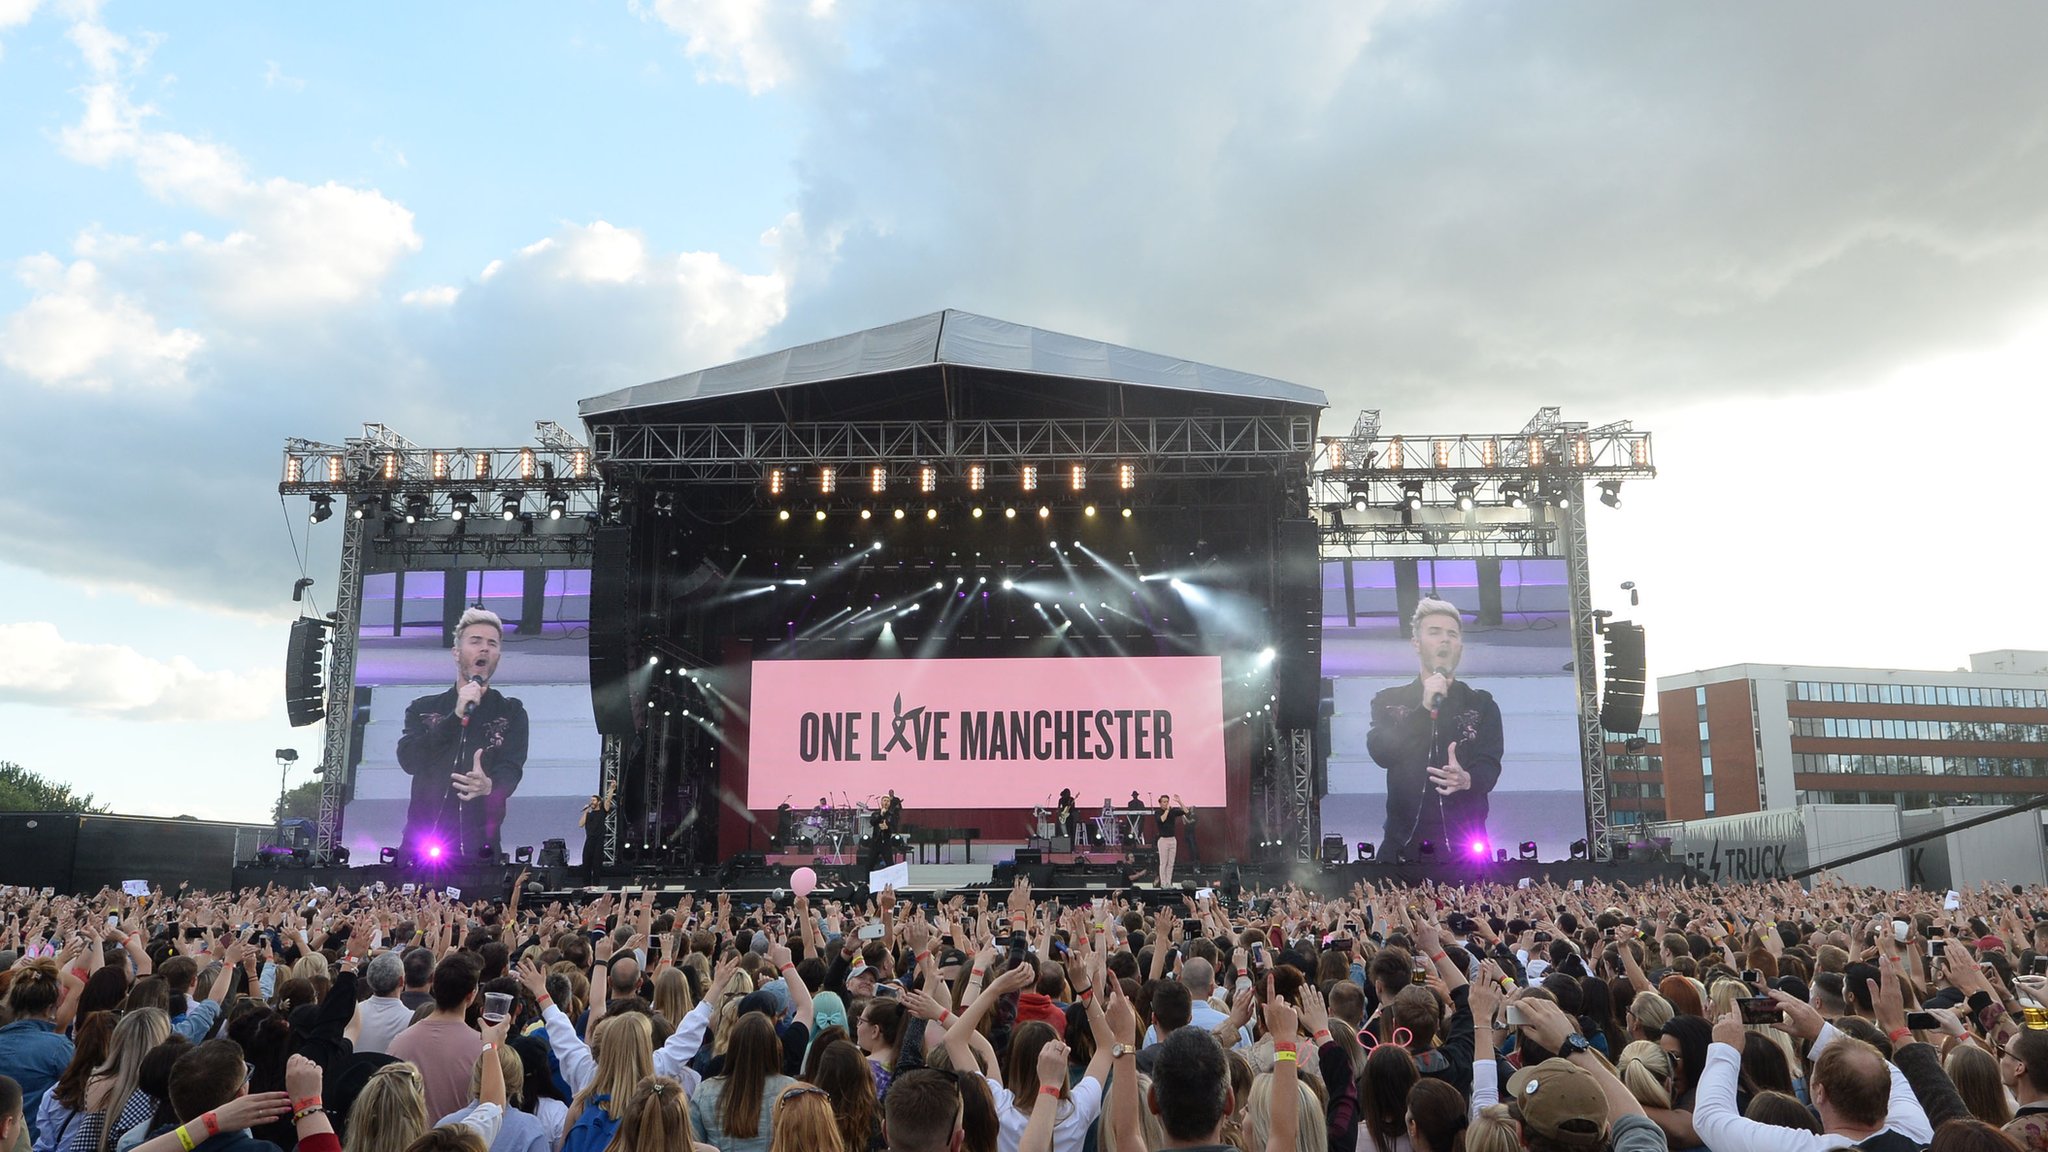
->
xmin=0 ymin=812 xmax=273 ymax=894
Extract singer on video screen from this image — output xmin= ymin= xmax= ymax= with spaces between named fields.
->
xmin=397 ymin=607 xmax=529 ymax=862
xmin=1365 ymin=597 xmax=1503 ymax=862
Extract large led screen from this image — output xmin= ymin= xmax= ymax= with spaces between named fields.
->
xmin=747 ymin=655 xmax=1228 ymax=809
xmin=342 ymin=569 xmax=602 ymax=865
xmin=1319 ymin=558 xmax=1585 ymax=861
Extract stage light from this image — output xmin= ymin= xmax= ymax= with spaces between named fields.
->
xmin=860 ymin=508 xmax=873 ymax=520
xmin=308 ymin=495 xmax=332 ymax=523
xmin=1356 ymin=841 xmax=1374 ymax=862
xmin=925 ymin=507 xmax=938 ymax=521
xmin=1452 ymin=482 xmax=1476 ymax=512
xmin=1469 ymin=838 xmax=1489 ymax=858
xmin=778 ymin=509 xmax=791 ymax=521
xmin=431 ymin=451 xmax=449 ymax=480
xmin=1495 ymin=848 xmax=1509 ymax=863
xmin=352 ymin=498 xmax=376 ymax=521
xmin=1569 ymin=838 xmax=1589 ymax=860
xmin=968 ymin=463 xmax=987 ymax=492
xmin=546 ymin=491 xmax=567 ymax=520
xmin=449 ymin=493 xmax=475 ymax=521
xmin=1070 ymin=464 xmax=1086 ymax=492
xmin=1037 ymin=506 xmax=1050 ymax=519
xmin=501 ymin=495 xmax=521 ymax=521
xmin=1400 ymin=482 xmax=1423 ymax=512
xmin=426 ymin=843 xmax=444 ymax=860
xmin=648 ymin=655 xmax=660 ymax=666
xmin=1121 ymin=507 xmax=1132 ymax=518
xmin=1418 ymin=839 xmax=1435 ymax=858
xmin=1518 ymin=840 xmax=1538 ymax=860
xmin=1352 ymin=495 xmax=1368 ymax=513
xmin=892 ymin=508 xmax=906 ymax=520
xmin=1084 ymin=504 xmax=1097 ymax=517
xmin=1599 ymin=480 xmax=1623 ymax=508
xmin=870 ymin=466 xmax=887 ymax=494
xmin=820 ymin=466 xmax=837 ymax=495
xmin=1257 ymin=647 xmax=1276 ymax=665
xmin=1004 ymin=507 xmax=1017 ymax=519
xmin=1001 ymin=579 xmax=1014 ymax=589
xmin=379 ymin=847 xmax=398 ymax=864
xmin=1118 ymin=462 xmax=1135 ymax=490
xmin=286 ymin=456 xmax=305 ymax=483
xmin=767 ymin=469 xmax=785 ymax=497
xmin=971 ymin=507 xmax=984 ymax=519
xmin=918 ymin=464 xmax=937 ymax=494
xmin=1021 ymin=464 xmax=1039 ymax=492
xmin=814 ymin=509 xmax=827 ymax=521
xmin=1501 ymin=481 xmax=1527 ymax=508
xmin=514 ymin=845 xmax=533 ymax=863
xmin=519 ymin=447 xmax=537 ymax=480
xmin=404 ymin=495 xmax=426 ymax=524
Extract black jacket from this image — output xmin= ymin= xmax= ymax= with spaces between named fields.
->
xmin=1366 ymin=678 xmax=1503 ymax=859
xmin=396 ymin=685 xmax=529 ymax=858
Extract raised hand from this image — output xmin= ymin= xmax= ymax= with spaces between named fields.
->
xmin=451 ymin=750 xmax=494 ymax=802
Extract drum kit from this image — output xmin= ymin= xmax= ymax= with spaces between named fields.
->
xmin=787 ymin=792 xmax=878 ymax=856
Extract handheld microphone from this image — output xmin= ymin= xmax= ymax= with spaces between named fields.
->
xmin=459 ymin=674 xmax=485 ymax=725
xmin=1426 ymin=665 xmax=1450 ymax=717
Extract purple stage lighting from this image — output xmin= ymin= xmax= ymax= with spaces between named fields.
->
xmin=1469 ymin=839 xmax=1488 ymax=858
xmin=426 ymin=843 xmax=443 ymax=860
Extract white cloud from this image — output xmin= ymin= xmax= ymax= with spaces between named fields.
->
xmin=639 ymin=0 xmax=837 ymax=93
xmin=2 ymin=254 xmax=202 ymax=390
xmin=48 ymin=12 xmax=419 ymax=318
xmin=401 ymin=285 xmax=460 ymax=307
xmin=261 ymin=60 xmax=303 ymax=90
xmin=0 ymin=622 xmax=272 ymax=722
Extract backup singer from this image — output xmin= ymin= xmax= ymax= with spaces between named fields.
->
xmin=396 ymin=607 xmax=529 ymax=862
xmin=1366 ymin=597 xmax=1503 ymax=862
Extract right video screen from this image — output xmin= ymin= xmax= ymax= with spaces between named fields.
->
xmin=1319 ymin=558 xmax=1585 ymax=863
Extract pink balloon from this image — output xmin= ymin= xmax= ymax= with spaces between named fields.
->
xmin=790 ymin=866 xmax=818 ymax=897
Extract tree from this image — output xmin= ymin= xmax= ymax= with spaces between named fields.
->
xmin=274 ymin=779 xmax=323 ymax=824
xmin=0 ymin=761 xmax=110 ymax=814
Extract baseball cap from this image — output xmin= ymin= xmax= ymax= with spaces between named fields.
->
xmin=1505 ymin=1058 xmax=1606 ymax=1146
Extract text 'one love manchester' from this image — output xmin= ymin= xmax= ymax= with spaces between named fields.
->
xmin=796 ymin=707 xmax=1179 ymax=763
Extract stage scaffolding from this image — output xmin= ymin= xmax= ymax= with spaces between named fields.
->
xmin=1310 ymin=408 xmax=1656 ymax=861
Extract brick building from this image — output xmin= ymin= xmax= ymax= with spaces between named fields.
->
xmin=1655 ymin=652 xmax=2048 ymax=820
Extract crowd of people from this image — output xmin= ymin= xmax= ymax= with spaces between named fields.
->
xmin=3 ymin=871 xmax=2048 ymax=1152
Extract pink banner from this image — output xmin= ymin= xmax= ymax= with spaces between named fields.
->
xmin=746 ymin=655 xmax=1227 ymax=808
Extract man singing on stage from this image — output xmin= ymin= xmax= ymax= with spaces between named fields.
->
xmin=397 ymin=607 xmax=529 ymax=862
xmin=1365 ymin=597 xmax=1503 ymax=863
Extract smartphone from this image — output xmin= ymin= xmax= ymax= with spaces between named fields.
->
xmin=1503 ymin=1003 xmax=1529 ymax=1027
xmin=1737 ymin=997 xmax=1783 ymax=1025
xmin=858 ymin=923 xmax=886 ymax=941
xmin=1742 ymin=968 xmax=1763 ymax=985
xmin=2031 ymin=957 xmax=2048 ymax=977
xmin=1894 ymin=920 xmax=1911 ymax=944
xmin=1182 ymin=918 xmax=1201 ymax=937
xmin=1931 ymin=940 xmax=1948 ymax=958
xmin=1905 ymin=1011 xmax=1940 ymax=1031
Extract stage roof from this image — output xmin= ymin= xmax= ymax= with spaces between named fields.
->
xmin=578 ymin=309 xmax=1328 ymax=418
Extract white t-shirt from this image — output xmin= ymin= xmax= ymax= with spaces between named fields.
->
xmin=984 ymin=1073 xmax=1103 ymax=1152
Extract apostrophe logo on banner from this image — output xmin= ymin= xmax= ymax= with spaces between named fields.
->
xmin=751 ymin=656 xmax=1227 ymax=809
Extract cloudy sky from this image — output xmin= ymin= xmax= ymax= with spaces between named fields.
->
xmin=2 ymin=1 xmax=2045 ymax=823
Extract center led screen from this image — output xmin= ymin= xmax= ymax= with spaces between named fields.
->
xmin=746 ymin=655 xmax=1228 ymax=809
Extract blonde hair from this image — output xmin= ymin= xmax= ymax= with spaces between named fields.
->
xmin=767 ymin=1086 xmax=844 ymax=1152
xmin=1628 ymin=991 xmax=1673 ymax=1036
xmin=1615 ymin=1041 xmax=1673 ymax=1110
xmin=610 ymin=1077 xmax=692 ymax=1152
xmin=653 ymin=966 xmax=694 ymax=1026
xmin=455 ymin=608 xmax=503 ymax=637
xmin=469 ymin=1042 xmax=524 ymax=1108
xmin=1411 ymin=597 xmax=1462 ymax=632
xmin=1244 ymin=1072 xmax=1328 ymax=1152
xmin=1466 ymin=1103 xmax=1519 ymax=1152
xmin=345 ymin=1063 xmax=430 ymax=1152
xmin=91 ymin=1008 xmax=171 ymax=1152
xmin=1100 ymin=1074 xmax=1163 ymax=1152
xmin=566 ymin=1011 xmax=652 ymax=1129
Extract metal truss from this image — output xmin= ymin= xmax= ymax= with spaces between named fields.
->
xmin=1561 ymin=495 xmax=1613 ymax=861
xmin=589 ymin=417 xmax=1316 ymax=482
xmin=1318 ymin=517 xmax=1559 ymax=558
xmin=280 ymin=422 xmax=602 ymax=501
xmin=357 ymin=523 xmax=598 ymax=572
xmin=1311 ymin=414 xmax=1654 ymax=508
xmin=1281 ymin=727 xmax=1317 ymax=862
xmin=313 ymin=509 xmax=366 ymax=862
